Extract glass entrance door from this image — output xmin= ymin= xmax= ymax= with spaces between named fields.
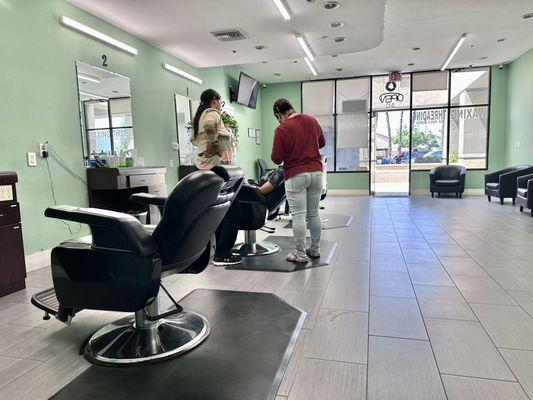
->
xmin=371 ymin=110 xmax=411 ymax=196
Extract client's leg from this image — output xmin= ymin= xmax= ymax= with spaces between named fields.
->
xmin=306 ymin=171 xmax=323 ymax=257
xmin=285 ymin=173 xmax=309 ymax=262
xmin=213 ymin=201 xmax=243 ymax=265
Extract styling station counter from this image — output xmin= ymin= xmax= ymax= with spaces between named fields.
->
xmin=0 ymin=172 xmax=26 ymax=297
xmin=87 ymin=167 xmax=167 ymax=224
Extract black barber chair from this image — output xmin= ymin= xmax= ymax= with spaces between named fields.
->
xmin=32 ymin=166 xmax=244 ymax=365
xmin=485 ymin=165 xmax=533 ymax=204
xmin=232 ymin=183 xmax=287 ymax=256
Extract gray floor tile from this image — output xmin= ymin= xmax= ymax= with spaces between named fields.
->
xmin=277 ymin=289 xmax=324 ymax=330
xmin=277 ymin=329 xmax=311 ymax=397
xmin=439 ymin=256 xmax=489 ymax=277
xmin=369 ymin=296 xmax=427 ymax=340
xmin=442 ymin=375 xmax=529 ymax=400
xmin=370 ymin=271 xmax=415 ymax=298
xmin=414 ymin=285 xmax=477 ymax=321
xmin=367 ymin=336 xmax=446 ymax=400
xmin=321 ymin=279 xmax=369 ymax=312
xmin=500 ymin=349 xmax=533 ymax=399
xmin=330 ymin=260 xmax=369 ymax=281
xmin=453 ymin=275 xmax=517 ymax=305
xmin=484 ymin=268 xmax=533 ymax=291
xmin=471 ymin=303 xmax=533 ymax=350
xmin=304 ymin=309 xmax=368 ymax=364
xmin=283 ymin=268 xmax=332 ymax=291
xmin=288 ymin=358 xmax=366 ymax=400
xmin=0 ymin=356 xmax=41 ymax=389
xmin=508 ymin=291 xmax=533 ymax=317
xmin=425 ymin=318 xmax=515 ymax=380
xmin=407 ymin=265 xmax=454 ymax=286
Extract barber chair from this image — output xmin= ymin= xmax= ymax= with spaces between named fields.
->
xmin=32 ymin=166 xmax=244 ymax=365
xmin=232 ymin=183 xmax=287 ymax=256
xmin=516 ymin=173 xmax=533 ymax=217
xmin=485 ymin=165 xmax=533 ymax=204
xmin=256 ymin=158 xmax=274 ymax=179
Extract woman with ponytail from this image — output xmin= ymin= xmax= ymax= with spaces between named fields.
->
xmin=191 ymin=89 xmax=242 ymax=266
xmin=191 ymin=89 xmax=235 ymax=170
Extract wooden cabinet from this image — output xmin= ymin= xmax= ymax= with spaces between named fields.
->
xmin=0 ymin=172 xmax=26 ymax=297
xmin=87 ymin=167 xmax=167 ymax=224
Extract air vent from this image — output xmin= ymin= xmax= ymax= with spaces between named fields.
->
xmin=211 ymin=29 xmax=248 ymax=42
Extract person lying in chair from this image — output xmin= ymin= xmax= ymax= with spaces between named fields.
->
xmin=253 ymin=165 xmax=284 ymax=195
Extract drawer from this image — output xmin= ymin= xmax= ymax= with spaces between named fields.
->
xmin=149 ymin=184 xmax=167 ymax=196
xmin=0 ymin=203 xmax=21 ymax=227
xmin=128 ymin=174 xmax=158 ymax=188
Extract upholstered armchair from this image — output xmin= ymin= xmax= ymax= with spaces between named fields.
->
xmin=516 ymin=173 xmax=533 ymax=217
xmin=429 ymin=165 xmax=466 ymax=198
xmin=485 ymin=165 xmax=533 ymax=204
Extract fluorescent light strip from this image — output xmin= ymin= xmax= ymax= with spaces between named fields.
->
xmin=77 ymin=74 xmax=101 ymax=84
xmin=162 ymin=63 xmax=203 ymax=85
xmin=59 ymin=16 xmax=138 ymax=55
xmin=441 ymin=33 xmax=467 ymax=71
xmin=272 ymin=0 xmax=291 ymax=20
xmin=296 ymin=36 xmax=315 ymax=62
xmin=304 ymin=57 xmax=317 ymax=76
xmin=79 ymin=91 xmax=108 ymax=100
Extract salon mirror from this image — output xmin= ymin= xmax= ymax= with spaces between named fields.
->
xmin=76 ymin=61 xmax=134 ymax=161
xmin=174 ymin=93 xmax=199 ymax=166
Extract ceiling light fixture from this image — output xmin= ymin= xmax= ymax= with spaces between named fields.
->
xmin=441 ymin=33 xmax=466 ymax=71
xmin=77 ymin=73 xmax=100 ymax=84
xmin=408 ymin=63 xmax=415 ymax=66
xmin=335 ymin=68 xmax=343 ymax=72
xmin=334 ymin=36 xmax=346 ymax=43
xmin=497 ymin=38 xmax=507 ymax=42
xmin=273 ymin=72 xmax=282 ymax=76
xmin=162 ymin=63 xmax=203 ymax=84
xmin=272 ymin=0 xmax=291 ymax=20
xmin=296 ymin=35 xmax=315 ymax=61
xmin=522 ymin=12 xmax=533 ymax=19
xmin=59 ymin=16 xmax=138 ymax=55
xmin=412 ymin=47 xmax=421 ymax=51
xmin=255 ymin=45 xmax=267 ymax=50
xmin=304 ymin=57 xmax=317 ymax=76
xmin=330 ymin=21 xmax=344 ymax=28
xmin=323 ymin=1 xmax=340 ymax=10
xmin=479 ymin=56 xmax=488 ymax=60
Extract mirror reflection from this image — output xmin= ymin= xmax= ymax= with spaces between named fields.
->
xmin=76 ymin=61 xmax=134 ymax=160
xmin=174 ymin=93 xmax=199 ymax=166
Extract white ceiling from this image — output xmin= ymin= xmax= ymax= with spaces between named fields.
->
xmin=77 ymin=62 xmax=131 ymax=100
xmin=68 ymin=0 xmax=533 ymax=83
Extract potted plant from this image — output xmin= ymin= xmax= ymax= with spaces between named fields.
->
xmin=221 ymin=112 xmax=239 ymax=148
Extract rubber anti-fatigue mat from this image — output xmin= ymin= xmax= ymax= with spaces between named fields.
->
xmin=51 ymin=289 xmax=305 ymax=400
xmin=227 ymin=235 xmax=337 ymax=272
xmin=284 ymin=213 xmax=353 ymax=230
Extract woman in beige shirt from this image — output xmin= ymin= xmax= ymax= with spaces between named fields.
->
xmin=191 ymin=89 xmax=235 ymax=170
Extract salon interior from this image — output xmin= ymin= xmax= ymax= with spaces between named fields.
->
xmin=1 ymin=1 xmax=533 ymax=399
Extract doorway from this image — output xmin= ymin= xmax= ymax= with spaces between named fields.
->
xmin=371 ymin=110 xmax=411 ymax=196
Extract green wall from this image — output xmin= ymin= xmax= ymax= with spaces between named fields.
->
xmin=0 ymin=0 xmax=261 ymax=254
xmin=259 ymin=66 xmax=510 ymax=192
xmin=505 ymin=48 xmax=533 ymax=165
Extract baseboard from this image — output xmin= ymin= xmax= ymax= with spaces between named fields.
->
xmin=328 ymin=189 xmax=369 ymax=196
xmin=411 ymin=189 xmax=484 ymax=196
xmin=25 ymin=249 xmax=52 ymax=272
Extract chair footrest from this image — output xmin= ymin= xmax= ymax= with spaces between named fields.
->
xmin=31 ymin=287 xmax=80 ymax=323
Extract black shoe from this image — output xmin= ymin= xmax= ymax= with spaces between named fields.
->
xmin=212 ymin=254 xmax=244 ymax=266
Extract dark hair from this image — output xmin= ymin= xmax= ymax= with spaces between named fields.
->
xmin=273 ymin=98 xmax=293 ymax=117
xmin=193 ymin=89 xmax=221 ymax=136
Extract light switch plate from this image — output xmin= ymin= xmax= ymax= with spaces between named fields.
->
xmin=0 ymin=185 xmax=14 ymax=201
xmin=169 ymin=159 xmax=174 ymax=168
xmin=27 ymin=152 xmax=37 ymax=167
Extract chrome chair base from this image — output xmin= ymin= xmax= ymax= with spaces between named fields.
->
xmin=84 ymin=310 xmax=210 ymax=365
xmin=233 ymin=240 xmax=280 ymax=256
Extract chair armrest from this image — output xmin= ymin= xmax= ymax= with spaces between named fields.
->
xmin=45 ymin=205 xmax=157 ymax=257
xmin=237 ymin=184 xmax=267 ymax=204
xmin=429 ymin=168 xmax=437 ymax=184
xmin=500 ymin=167 xmax=533 ymax=190
xmin=528 ymin=179 xmax=533 ymax=197
xmin=517 ymin=173 xmax=533 ymax=188
xmin=485 ymin=167 xmax=514 ymax=183
xmin=130 ymin=193 xmax=166 ymax=208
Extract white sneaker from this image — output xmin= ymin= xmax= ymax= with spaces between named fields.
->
xmin=286 ymin=250 xmax=309 ymax=263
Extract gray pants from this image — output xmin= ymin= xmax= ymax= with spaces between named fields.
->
xmin=285 ymin=171 xmax=324 ymax=255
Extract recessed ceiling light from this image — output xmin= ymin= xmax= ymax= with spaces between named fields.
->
xmin=332 ymin=54 xmax=338 ymax=58
xmin=408 ymin=63 xmax=415 ymax=66
xmin=321 ymin=35 xmax=329 ymax=40
xmin=323 ymin=1 xmax=340 ymax=10
xmin=479 ymin=56 xmax=488 ymax=60
xmin=255 ymin=45 xmax=267 ymax=50
xmin=273 ymin=72 xmax=282 ymax=76
xmin=522 ymin=12 xmax=533 ymax=19
xmin=335 ymin=68 xmax=343 ymax=72
xmin=330 ymin=21 xmax=344 ymax=28
xmin=306 ymin=0 xmax=316 ymax=3
xmin=497 ymin=38 xmax=507 ymax=42
xmin=112 ymin=90 xmax=119 ymax=93
xmin=293 ymin=60 xmax=298 ymax=63
xmin=334 ymin=37 xmax=346 ymax=43
xmin=412 ymin=47 xmax=421 ymax=51
xmin=232 ymin=50 xmax=237 ymax=53
xmin=262 ymin=61 xmax=268 ymax=64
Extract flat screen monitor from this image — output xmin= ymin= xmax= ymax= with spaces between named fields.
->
xmin=237 ymin=72 xmax=260 ymax=109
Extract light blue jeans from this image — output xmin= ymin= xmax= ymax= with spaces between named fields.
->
xmin=285 ymin=172 xmax=324 ymax=255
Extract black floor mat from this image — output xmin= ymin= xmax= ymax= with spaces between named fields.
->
xmin=284 ymin=213 xmax=353 ymax=230
xmin=51 ymin=289 xmax=305 ymax=400
xmin=227 ymin=235 xmax=337 ymax=272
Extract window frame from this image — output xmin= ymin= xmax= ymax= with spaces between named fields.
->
xmin=300 ymin=67 xmax=491 ymax=173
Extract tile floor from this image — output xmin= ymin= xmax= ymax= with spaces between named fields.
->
xmin=2 ymin=195 xmax=533 ymax=399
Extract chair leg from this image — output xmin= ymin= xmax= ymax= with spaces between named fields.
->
xmin=456 ymin=193 xmax=458 ymax=198
xmin=431 ymin=192 xmax=434 ymax=198
xmin=500 ymin=198 xmax=504 ymax=205
xmin=531 ymin=210 xmax=533 ymax=218
xmin=520 ymin=206 xmax=524 ymax=212
xmin=459 ymin=193 xmax=463 ymax=198
xmin=438 ymin=192 xmax=441 ymax=197
xmin=487 ymin=196 xmax=491 ymax=202
xmin=512 ymin=197 xmax=516 ymax=204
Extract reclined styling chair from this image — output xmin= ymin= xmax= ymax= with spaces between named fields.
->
xmin=232 ymin=183 xmax=287 ymax=256
xmin=32 ymin=166 xmax=244 ymax=365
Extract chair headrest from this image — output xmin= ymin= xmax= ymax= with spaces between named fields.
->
xmin=211 ymin=165 xmax=244 ymax=193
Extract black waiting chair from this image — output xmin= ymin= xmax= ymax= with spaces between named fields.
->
xmin=32 ymin=166 xmax=244 ymax=365
xmin=485 ymin=165 xmax=533 ymax=204
xmin=429 ymin=165 xmax=466 ymax=198
xmin=232 ymin=183 xmax=287 ymax=256
xmin=516 ymin=173 xmax=533 ymax=217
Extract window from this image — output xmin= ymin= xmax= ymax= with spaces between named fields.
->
xmin=84 ymin=98 xmax=134 ymax=155
xmin=300 ymin=67 xmax=490 ymax=173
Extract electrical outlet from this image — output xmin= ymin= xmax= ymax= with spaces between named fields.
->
xmin=169 ymin=159 xmax=174 ymax=168
xmin=39 ymin=143 xmax=48 ymax=158
xmin=27 ymin=152 xmax=37 ymax=167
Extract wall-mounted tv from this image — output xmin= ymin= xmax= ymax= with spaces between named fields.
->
xmin=236 ymin=72 xmax=260 ymax=109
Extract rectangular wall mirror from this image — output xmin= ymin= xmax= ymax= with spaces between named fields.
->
xmin=174 ymin=93 xmax=199 ymax=166
xmin=76 ymin=61 xmax=134 ymax=160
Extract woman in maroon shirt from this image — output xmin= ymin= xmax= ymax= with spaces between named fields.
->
xmin=271 ymin=99 xmax=325 ymax=263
